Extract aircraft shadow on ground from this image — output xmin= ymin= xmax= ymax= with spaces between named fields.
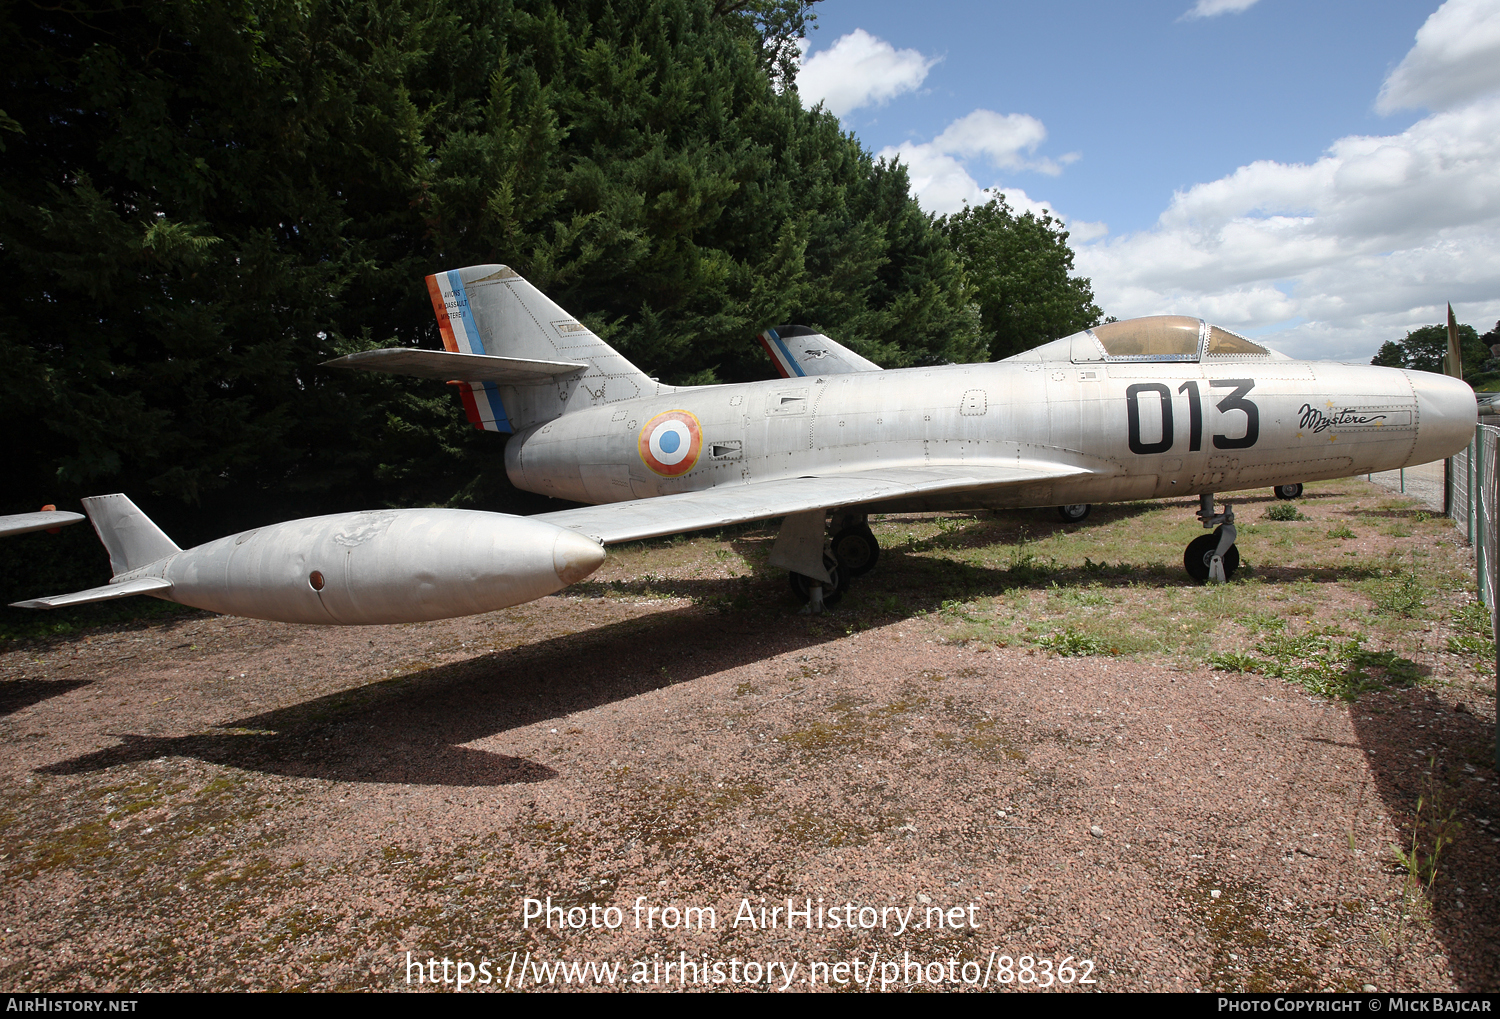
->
xmin=853 ymin=513 xmax=1373 ymax=594
xmin=1345 ymin=697 xmax=1499 ymax=990
xmin=0 ymin=679 xmax=92 ymax=717
xmin=38 ymin=606 xmax=845 ymax=787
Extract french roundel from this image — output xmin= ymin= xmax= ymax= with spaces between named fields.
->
xmin=638 ymin=410 xmax=703 ymax=477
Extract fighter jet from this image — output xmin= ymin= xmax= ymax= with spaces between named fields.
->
xmin=12 ymin=264 xmax=1476 ymax=621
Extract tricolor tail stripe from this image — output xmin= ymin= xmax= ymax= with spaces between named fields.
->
xmin=757 ymin=328 xmax=805 ymax=379
xmin=425 ymin=272 xmax=513 ymax=433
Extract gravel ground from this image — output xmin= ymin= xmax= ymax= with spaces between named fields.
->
xmin=1 ymin=488 xmax=1497 ymax=993
xmin=1368 ymin=461 xmax=1446 ymax=514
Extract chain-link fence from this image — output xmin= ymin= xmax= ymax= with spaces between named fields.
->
xmin=1445 ymin=424 xmax=1500 ymax=768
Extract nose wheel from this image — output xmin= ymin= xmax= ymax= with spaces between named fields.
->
xmin=1184 ymin=528 xmax=1240 ymax=583
xmin=1185 ymin=494 xmax=1239 ymax=584
xmin=1273 ymin=483 xmax=1303 ymax=500
xmin=1056 ymin=503 xmax=1091 ymax=523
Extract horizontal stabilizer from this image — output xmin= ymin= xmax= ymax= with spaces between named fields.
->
xmin=0 ymin=511 xmax=85 ymax=538
xmin=10 ymin=576 xmax=173 ymax=610
xmin=535 ymin=462 xmax=1091 ymax=545
xmin=323 ymin=348 xmax=589 ymax=385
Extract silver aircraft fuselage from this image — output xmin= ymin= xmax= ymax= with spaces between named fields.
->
xmin=506 ymin=356 xmax=1475 ymax=512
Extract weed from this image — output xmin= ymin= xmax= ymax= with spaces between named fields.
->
xmin=1032 ymin=626 xmax=1116 ymax=657
xmin=1264 ymin=503 xmax=1306 ymax=522
xmin=1391 ymin=763 xmax=1462 ymax=899
xmin=1208 ymin=627 xmax=1422 ymax=700
xmin=939 ymin=599 xmax=977 ymax=621
xmin=1446 ymin=600 xmax=1495 ymax=666
xmin=1207 ymin=650 xmax=1264 ymax=673
xmin=1048 ymin=582 xmax=1108 ymax=607
xmin=1239 ymin=612 xmax=1287 ymax=635
xmin=1376 ymin=556 xmax=1426 ymax=617
xmin=1326 ymin=523 xmax=1356 ymax=539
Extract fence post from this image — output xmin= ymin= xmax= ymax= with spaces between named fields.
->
xmin=1478 ymin=428 xmax=1488 ymax=607
xmin=1468 ymin=434 xmax=1476 ymax=546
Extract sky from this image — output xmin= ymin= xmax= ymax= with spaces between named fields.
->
xmin=792 ymin=0 xmax=1500 ymax=361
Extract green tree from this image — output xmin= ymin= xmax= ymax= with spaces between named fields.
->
xmin=939 ymin=194 xmax=1104 ymax=361
xmin=1 ymin=0 xmax=979 ymax=555
xmin=1371 ymin=323 xmax=1485 ymax=378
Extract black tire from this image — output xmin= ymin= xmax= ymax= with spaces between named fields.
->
xmin=1057 ymin=504 xmax=1092 ymax=523
xmin=788 ymin=554 xmax=848 ymax=607
xmin=1273 ymin=484 xmax=1303 ymax=501
xmin=1184 ymin=529 xmax=1240 ymax=584
xmin=831 ymin=526 xmax=880 ymax=577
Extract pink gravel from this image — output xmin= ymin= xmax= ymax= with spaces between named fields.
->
xmin=0 ymin=565 xmax=1496 ymax=991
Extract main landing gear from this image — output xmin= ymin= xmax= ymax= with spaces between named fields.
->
xmin=1056 ymin=503 xmax=1092 ymax=523
xmin=789 ymin=513 xmax=880 ymax=613
xmin=1273 ymin=483 xmax=1303 ymax=500
xmin=1184 ymin=493 xmax=1239 ymax=584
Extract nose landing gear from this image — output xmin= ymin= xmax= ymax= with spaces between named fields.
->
xmin=1184 ymin=494 xmax=1239 ymax=583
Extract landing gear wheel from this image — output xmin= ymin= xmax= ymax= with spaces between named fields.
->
xmin=789 ymin=554 xmax=849 ymax=607
xmin=1057 ymin=504 xmax=1091 ymax=523
xmin=1184 ymin=528 xmax=1240 ymax=584
xmin=831 ymin=526 xmax=880 ymax=577
xmin=1273 ymin=483 xmax=1303 ymax=501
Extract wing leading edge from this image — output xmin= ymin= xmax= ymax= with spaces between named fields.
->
xmin=533 ymin=462 xmax=1093 ymax=545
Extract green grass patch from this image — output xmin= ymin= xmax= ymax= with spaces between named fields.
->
xmin=1208 ymin=626 xmax=1422 ymax=700
xmin=1264 ymin=503 xmax=1307 ymax=521
xmin=1032 ymin=626 xmax=1117 ymax=657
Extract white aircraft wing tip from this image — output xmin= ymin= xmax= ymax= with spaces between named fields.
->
xmin=0 ymin=511 xmax=87 ymax=539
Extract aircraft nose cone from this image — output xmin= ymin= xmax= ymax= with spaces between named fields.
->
xmin=552 ymin=529 xmax=606 ymax=586
xmin=1409 ymin=369 xmax=1478 ymax=463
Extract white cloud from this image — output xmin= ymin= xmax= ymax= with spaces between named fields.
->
xmin=795 ymin=29 xmax=937 ymax=117
xmin=1376 ymin=0 xmax=1500 ymax=113
xmin=932 ymin=110 xmax=1047 ymax=168
xmin=1181 ymin=0 xmax=1261 ymax=19
xmin=878 ymin=108 xmax=1087 ymax=225
xmin=878 ymin=142 xmax=987 ymax=214
xmin=1075 ymin=93 xmax=1500 ymax=360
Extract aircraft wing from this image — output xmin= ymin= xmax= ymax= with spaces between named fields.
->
xmin=0 ymin=510 xmax=86 ymax=538
xmin=323 ymin=348 xmax=589 ymax=385
xmin=10 ymin=576 xmax=173 ymax=610
xmin=533 ymin=462 xmax=1092 ymax=544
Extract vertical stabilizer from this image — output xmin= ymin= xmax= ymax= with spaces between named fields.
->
xmin=81 ymin=494 xmax=182 ymax=575
xmin=425 ymin=265 xmax=659 ymax=433
xmin=758 ymin=325 xmax=882 ymax=378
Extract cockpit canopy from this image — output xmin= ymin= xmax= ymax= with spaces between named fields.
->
xmin=1006 ymin=316 xmax=1281 ymax=364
